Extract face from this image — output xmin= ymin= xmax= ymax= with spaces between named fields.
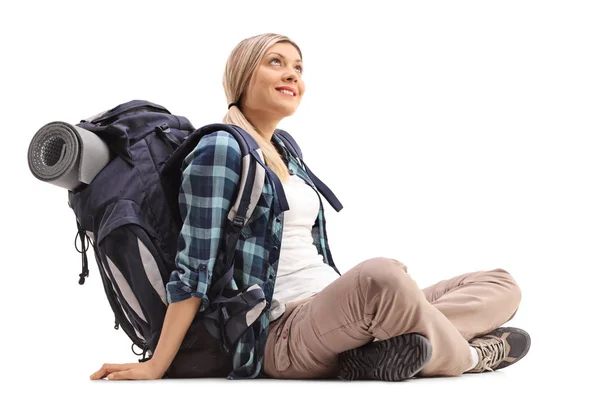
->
xmin=241 ymin=42 xmax=305 ymax=119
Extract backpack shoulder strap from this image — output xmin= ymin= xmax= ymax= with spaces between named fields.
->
xmin=274 ymin=129 xmax=344 ymax=213
xmin=162 ymin=123 xmax=261 ymax=227
xmin=274 ymin=128 xmax=303 ymax=160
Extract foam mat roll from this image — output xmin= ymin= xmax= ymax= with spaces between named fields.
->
xmin=27 ymin=122 xmax=111 ymax=191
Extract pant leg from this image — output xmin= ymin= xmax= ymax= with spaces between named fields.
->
xmin=262 ymin=257 xmax=473 ymax=380
xmin=421 ymin=268 xmax=522 ymax=341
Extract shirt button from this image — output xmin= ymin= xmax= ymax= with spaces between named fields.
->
xmin=273 ymin=245 xmax=279 ymax=251
xmin=199 ymin=265 xmax=207 ymax=271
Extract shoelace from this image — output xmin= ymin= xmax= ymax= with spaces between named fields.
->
xmin=471 ymin=336 xmax=507 ymax=371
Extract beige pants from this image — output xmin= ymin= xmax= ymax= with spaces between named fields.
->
xmin=262 ymin=257 xmax=521 ymax=379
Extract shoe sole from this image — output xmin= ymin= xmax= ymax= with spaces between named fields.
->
xmin=338 ymin=333 xmax=433 ymax=381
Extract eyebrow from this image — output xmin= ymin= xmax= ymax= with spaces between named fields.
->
xmin=265 ymin=52 xmax=302 ymax=63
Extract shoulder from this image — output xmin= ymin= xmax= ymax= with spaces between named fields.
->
xmin=184 ymin=130 xmax=242 ymax=169
xmin=197 ymin=130 xmax=242 ymax=155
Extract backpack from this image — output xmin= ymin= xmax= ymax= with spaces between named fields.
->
xmin=61 ymin=99 xmax=343 ymax=378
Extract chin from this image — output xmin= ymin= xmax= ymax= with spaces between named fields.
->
xmin=274 ymin=104 xmax=297 ymax=118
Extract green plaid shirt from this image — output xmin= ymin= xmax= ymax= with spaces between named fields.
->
xmin=166 ymin=130 xmax=340 ymax=379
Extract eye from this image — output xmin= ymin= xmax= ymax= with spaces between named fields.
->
xmin=269 ymin=58 xmax=303 ymax=74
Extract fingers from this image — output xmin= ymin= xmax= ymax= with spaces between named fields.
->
xmin=90 ymin=363 xmax=138 ymax=380
xmin=106 ymin=371 xmax=128 ymax=380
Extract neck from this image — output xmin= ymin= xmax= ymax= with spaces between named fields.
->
xmin=243 ymin=107 xmax=281 ymax=142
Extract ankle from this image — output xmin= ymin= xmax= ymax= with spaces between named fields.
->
xmin=465 ymin=346 xmax=479 ymax=372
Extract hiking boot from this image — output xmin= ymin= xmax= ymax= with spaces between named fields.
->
xmin=468 ymin=327 xmax=531 ymax=372
xmin=338 ymin=333 xmax=432 ymax=381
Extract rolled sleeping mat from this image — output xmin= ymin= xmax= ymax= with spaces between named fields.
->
xmin=27 ymin=122 xmax=111 ymax=191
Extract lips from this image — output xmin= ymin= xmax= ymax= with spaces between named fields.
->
xmin=275 ymin=86 xmax=297 ymax=96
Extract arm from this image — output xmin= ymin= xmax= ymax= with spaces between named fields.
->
xmin=147 ymin=296 xmax=201 ymax=374
xmin=90 ymin=297 xmax=201 ymax=380
xmin=90 ymin=131 xmax=242 ymax=380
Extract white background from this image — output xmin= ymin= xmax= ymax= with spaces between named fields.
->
xmin=1 ymin=0 xmax=598 ymax=398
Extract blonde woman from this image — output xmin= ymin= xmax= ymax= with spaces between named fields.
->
xmin=90 ymin=33 xmax=530 ymax=381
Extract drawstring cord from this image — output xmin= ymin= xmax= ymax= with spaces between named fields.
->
xmin=74 ymin=220 xmax=90 ymax=285
xmin=132 ymin=343 xmax=151 ymax=362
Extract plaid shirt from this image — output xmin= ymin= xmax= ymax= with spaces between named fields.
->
xmin=165 ymin=130 xmax=340 ymax=379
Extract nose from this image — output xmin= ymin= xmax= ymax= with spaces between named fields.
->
xmin=283 ymin=67 xmax=299 ymax=83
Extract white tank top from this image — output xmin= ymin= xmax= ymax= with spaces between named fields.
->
xmin=269 ymin=173 xmax=340 ymax=321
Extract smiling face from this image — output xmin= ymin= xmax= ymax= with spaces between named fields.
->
xmin=241 ymin=42 xmax=305 ymax=120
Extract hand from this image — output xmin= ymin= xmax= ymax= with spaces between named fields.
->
xmin=90 ymin=360 xmax=165 ymax=380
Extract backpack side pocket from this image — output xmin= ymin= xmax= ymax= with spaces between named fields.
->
xmin=93 ymin=201 xmax=173 ymax=355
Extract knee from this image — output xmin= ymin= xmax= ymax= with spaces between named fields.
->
xmin=357 ymin=257 xmax=418 ymax=298
xmin=490 ymin=268 xmax=522 ymax=310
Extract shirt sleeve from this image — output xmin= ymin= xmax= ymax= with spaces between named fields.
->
xmin=165 ymin=130 xmax=242 ymax=312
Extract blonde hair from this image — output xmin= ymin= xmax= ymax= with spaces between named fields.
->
xmin=222 ymin=33 xmax=303 ymax=185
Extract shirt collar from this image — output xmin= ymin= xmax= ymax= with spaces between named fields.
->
xmin=271 ymin=132 xmax=293 ymax=162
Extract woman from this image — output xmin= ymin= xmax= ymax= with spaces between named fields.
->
xmin=90 ymin=33 xmax=530 ymax=381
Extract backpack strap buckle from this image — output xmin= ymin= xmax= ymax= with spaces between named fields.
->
xmin=155 ymin=123 xmax=179 ymax=149
xmin=232 ymin=215 xmax=245 ymax=228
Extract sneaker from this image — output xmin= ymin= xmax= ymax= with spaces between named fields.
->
xmin=468 ymin=327 xmax=531 ymax=372
xmin=338 ymin=333 xmax=432 ymax=381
